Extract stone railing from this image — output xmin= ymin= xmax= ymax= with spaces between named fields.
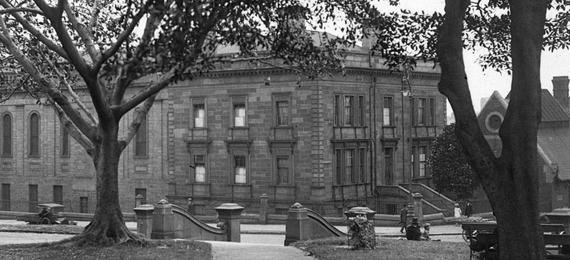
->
xmin=134 ymin=199 xmax=244 ymax=242
xmin=284 ymin=202 xmax=348 ymax=246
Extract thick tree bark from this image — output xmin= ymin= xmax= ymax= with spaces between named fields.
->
xmin=438 ymin=0 xmax=546 ymax=259
xmin=63 ymin=122 xmax=144 ymax=246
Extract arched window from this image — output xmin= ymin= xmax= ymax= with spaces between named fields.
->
xmin=29 ymin=113 xmax=40 ymax=157
xmin=2 ymin=114 xmax=11 ymax=157
xmin=134 ymin=117 xmax=147 ymax=157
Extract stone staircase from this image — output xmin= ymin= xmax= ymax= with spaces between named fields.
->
xmin=399 ymin=183 xmax=456 ymax=217
xmin=375 ymin=185 xmax=447 ymax=215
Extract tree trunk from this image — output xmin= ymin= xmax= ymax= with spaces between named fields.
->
xmin=67 ymin=122 xmax=144 ymax=246
xmin=438 ymin=0 xmax=546 ymax=259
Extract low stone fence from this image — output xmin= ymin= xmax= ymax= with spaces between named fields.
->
xmin=134 ymin=200 xmax=243 ymax=242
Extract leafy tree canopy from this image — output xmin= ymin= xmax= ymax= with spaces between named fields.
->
xmin=427 ymin=123 xmax=473 ymax=201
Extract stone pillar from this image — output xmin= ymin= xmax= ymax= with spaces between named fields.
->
xmin=151 ymin=199 xmax=175 ymax=239
xmin=284 ymin=202 xmax=309 ymax=246
xmin=135 ymin=194 xmax=144 ymax=207
xmin=259 ymin=193 xmax=269 ymax=224
xmin=345 ymin=206 xmax=377 ymax=249
xmin=413 ymin=193 xmax=424 ymax=225
xmin=215 ymin=203 xmax=244 ymax=242
xmin=134 ymin=204 xmax=154 ymax=238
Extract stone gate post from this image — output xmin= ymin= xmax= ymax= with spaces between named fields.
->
xmin=134 ymin=204 xmax=154 ymax=238
xmin=284 ymin=202 xmax=309 ymax=246
xmin=215 ymin=203 xmax=244 ymax=242
xmin=151 ymin=199 xmax=175 ymax=239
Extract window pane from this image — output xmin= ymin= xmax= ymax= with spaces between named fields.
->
xmin=346 ymin=149 xmax=355 ymax=183
xmin=334 ymin=95 xmax=341 ymax=126
xmin=383 ymin=97 xmax=392 ymax=126
xmin=29 ymin=114 xmax=39 ymax=156
xmin=358 ymin=96 xmax=365 ymax=126
xmin=344 ymin=96 xmax=353 ymax=125
xmin=417 ymin=98 xmax=426 ymax=125
xmin=194 ymin=104 xmax=205 ymax=128
xmin=419 ymin=146 xmax=427 ymax=177
xmin=276 ymin=101 xmax=289 ymax=126
xmin=359 ymin=149 xmax=366 ymax=183
xmin=2 ymin=114 xmax=11 ymax=156
xmin=335 ymin=150 xmax=342 ymax=184
xmin=53 ymin=185 xmax=63 ymax=204
xmin=194 ymin=155 xmax=206 ymax=183
xmin=234 ymin=155 xmax=246 ymax=184
xmin=234 ymin=104 xmax=246 ymax=127
xmin=430 ymin=98 xmax=436 ymax=125
xmin=277 ymin=157 xmax=289 ymax=185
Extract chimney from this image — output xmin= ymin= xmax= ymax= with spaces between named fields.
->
xmin=552 ymin=76 xmax=569 ymax=109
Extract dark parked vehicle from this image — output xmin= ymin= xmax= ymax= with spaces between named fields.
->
xmin=16 ymin=203 xmax=76 ymax=225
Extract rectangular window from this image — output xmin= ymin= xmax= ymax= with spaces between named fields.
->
xmin=416 ymin=98 xmax=427 ymax=125
xmin=346 ymin=149 xmax=355 ymax=183
xmin=53 ymin=185 xmax=63 ymax=204
xmin=359 ymin=148 xmax=366 ymax=183
xmin=193 ymin=104 xmax=205 ymax=128
xmin=344 ymin=96 xmax=354 ymax=125
xmin=80 ymin=197 xmax=89 ymax=213
xmin=194 ymin=155 xmax=206 ymax=183
xmin=335 ymin=150 xmax=343 ymax=184
xmin=358 ymin=96 xmax=365 ymax=126
xmin=429 ymin=98 xmax=436 ymax=125
xmin=234 ymin=155 xmax=247 ymax=184
xmin=276 ymin=101 xmax=290 ymax=126
xmin=1 ymin=183 xmax=10 ymax=211
xmin=233 ymin=104 xmax=246 ymax=127
xmin=29 ymin=184 xmax=38 ymax=212
xmin=334 ymin=95 xmax=341 ymax=126
xmin=419 ymin=146 xmax=427 ymax=177
xmin=276 ymin=156 xmax=290 ymax=185
xmin=134 ymin=117 xmax=147 ymax=157
xmin=383 ymin=97 xmax=393 ymax=126
xmin=61 ymin=126 xmax=69 ymax=157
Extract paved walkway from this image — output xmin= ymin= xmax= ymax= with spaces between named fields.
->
xmin=207 ymin=241 xmax=314 ymax=260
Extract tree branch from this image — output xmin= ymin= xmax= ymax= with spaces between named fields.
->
xmin=0 ymin=0 xmax=69 ymax=60
xmin=63 ymin=0 xmax=100 ymax=64
xmin=94 ymin=0 xmax=150 ymax=72
xmin=111 ymin=0 xmax=172 ymax=106
xmin=116 ymin=68 xmax=175 ymax=116
xmin=0 ymin=7 xmax=43 ymax=15
xmin=40 ymin=51 xmax=98 ymax=125
xmin=34 ymin=0 xmax=110 ymax=123
xmin=437 ymin=0 xmax=499 ymax=206
xmin=51 ymin=100 xmax=95 ymax=155
xmin=118 ymin=94 xmax=156 ymax=151
xmin=0 ymin=16 xmax=96 ymax=141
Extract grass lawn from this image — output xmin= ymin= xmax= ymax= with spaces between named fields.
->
xmin=294 ymin=237 xmax=470 ymax=260
xmin=0 ymin=240 xmax=211 ymax=260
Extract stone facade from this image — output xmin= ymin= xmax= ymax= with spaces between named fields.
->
xmin=0 ymin=50 xmax=444 ymax=215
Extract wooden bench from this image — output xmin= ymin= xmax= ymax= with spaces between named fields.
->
xmin=462 ymin=223 xmax=568 ymax=259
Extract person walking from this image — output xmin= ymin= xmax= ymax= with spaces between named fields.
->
xmin=399 ymin=204 xmax=408 ymax=233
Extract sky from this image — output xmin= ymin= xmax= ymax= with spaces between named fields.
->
xmin=380 ymin=0 xmax=570 ymax=113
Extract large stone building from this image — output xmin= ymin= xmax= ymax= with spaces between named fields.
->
xmin=0 ymin=45 xmax=448 ymax=216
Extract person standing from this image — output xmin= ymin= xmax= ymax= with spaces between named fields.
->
xmin=399 ymin=204 xmax=408 ymax=233
xmin=465 ymin=201 xmax=473 ymax=218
